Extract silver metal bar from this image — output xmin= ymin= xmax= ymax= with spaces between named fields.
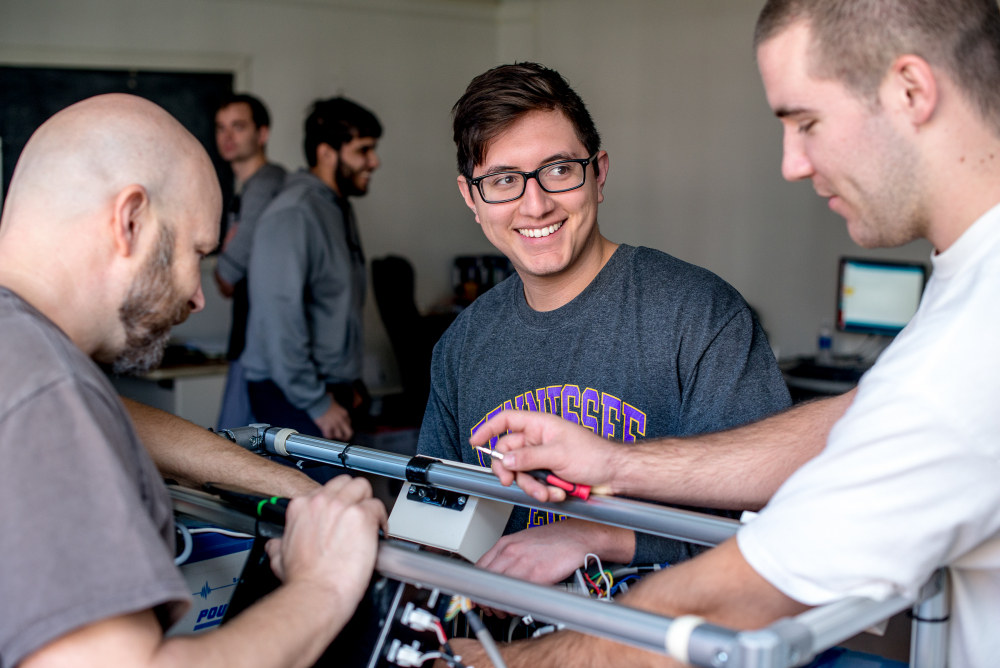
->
xmin=264 ymin=429 xmax=740 ymax=547
xmin=910 ymin=570 xmax=950 ymax=668
xmin=793 ymin=594 xmax=914 ymax=657
xmin=170 ymin=486 xmax=257 ymax=535
xmin=170 ymin=487 xmax=945 ymax=668
xmin=377 ymin=542 xmax=682 ymax=657
xmin=168 ymin=487 xmax=685 ymax=658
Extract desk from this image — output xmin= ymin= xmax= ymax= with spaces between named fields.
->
xmin=110 ymin=361 xmax=228 ymax=429
xmin=780 ymin=357 xmax=867 ymax=403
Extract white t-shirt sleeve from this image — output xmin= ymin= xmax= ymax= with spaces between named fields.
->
xmin=738 ymin=389 xmax=1000 ymax=605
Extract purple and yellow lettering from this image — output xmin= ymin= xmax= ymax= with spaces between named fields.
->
xmin=561 ymin=384 xmax=581 ymax=424
xmin=522 ymin=391 xmax=539 ymax=412
xmin=470 ymin=405 xmax=504 ymax=464
xmin=536 ymin=389 xmax=547 ymax=412
xmin=470 ymin=416 xmax=488 ymax=465
xmin=601 ymin=393 xmax=622 ymax=440
xmin=623 ymin=403 xmax=647 ymax=442
xmin=503 ymin=400 xmax=513 ymax=412
xmin=484 ymin=405 xmax=504 ymax=448
xmin=546 ymin=386 xmax=562 ymax=415
xmin=581 ymin=388 xmax=600 ymax=433
xmin=527 ymin=508 xmax=569 ymax=528
xmin=515 ymin=394 xmax=525 ymax=410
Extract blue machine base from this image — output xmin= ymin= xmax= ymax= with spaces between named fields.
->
xmin=807 ymin=647 xmax=907 ymax=668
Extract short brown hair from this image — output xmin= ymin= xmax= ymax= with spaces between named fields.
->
xmin=452 ymin=63 xmax=601 ymax=182
xmin=754 ymin=0 xmax=1000 ymax=131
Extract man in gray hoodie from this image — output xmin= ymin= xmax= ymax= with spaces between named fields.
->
xmin=241 ymin=97 xmax=381 ymax=445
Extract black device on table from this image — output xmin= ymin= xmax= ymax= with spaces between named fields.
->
xmin=202 ymin=484 xmax=467 ymax=668
xmin=782 ymin=257 xmax=928 ymax=403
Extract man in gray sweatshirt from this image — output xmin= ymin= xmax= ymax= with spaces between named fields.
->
xmin=241 ymin=97 xmax=381 ymax=445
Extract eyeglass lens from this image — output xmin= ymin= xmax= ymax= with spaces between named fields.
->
xmin=480 ymin=161 xmax=586 ymax=202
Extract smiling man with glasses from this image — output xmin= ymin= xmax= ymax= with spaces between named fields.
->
xmin=416 ymin=62 xmax=791 ymax=588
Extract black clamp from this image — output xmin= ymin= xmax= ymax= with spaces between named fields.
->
xmin=217 ymin=423 xmax=271 ymax=455
xmin=405 ymin=455 xmax=438 ymax=485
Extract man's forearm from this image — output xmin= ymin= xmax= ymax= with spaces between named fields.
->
xmin=122 ymin=397 xmax=318 ymax=497
xmin=156 ymin=580 xmax=352 ymax=668
xmin=613 ymin=391 xmax=855 ymax=510
xmin=24 ymin=578 xmax=359 ymax=668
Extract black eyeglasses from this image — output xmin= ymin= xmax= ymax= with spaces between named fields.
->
xmin=468 ymin=153 xmax=599 ymax=204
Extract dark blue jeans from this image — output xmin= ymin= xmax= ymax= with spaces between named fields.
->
xmin=246 ymin=379 xmax=360 ymax=484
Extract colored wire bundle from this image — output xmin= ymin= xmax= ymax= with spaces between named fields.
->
xmin=584 ymin=553 xmax=613 ymax=600
xmin=445 ymin=595 xmax=473 ymax=622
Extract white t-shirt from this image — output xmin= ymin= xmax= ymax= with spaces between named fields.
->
xmin=738 ymin=203 xmax=1000 ymax=668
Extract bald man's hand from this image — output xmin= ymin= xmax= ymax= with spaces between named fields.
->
xmin=265 ymin=475 xmax=386 ymax=605
xmin=23 ymin=475 xmax=386 ymax=668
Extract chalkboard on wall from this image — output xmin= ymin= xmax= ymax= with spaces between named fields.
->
xmin=0 ymin=66 xmax=234 ymax=244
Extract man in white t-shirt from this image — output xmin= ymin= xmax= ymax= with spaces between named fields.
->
xmin=447 ymin=1 xmax=1000 ymax=667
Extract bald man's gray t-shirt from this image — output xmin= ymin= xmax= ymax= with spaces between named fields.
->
xmin=0 ymin=288 xmax=189 ymax=668
xmin=418 ymin=245 xmax=791 ymax=565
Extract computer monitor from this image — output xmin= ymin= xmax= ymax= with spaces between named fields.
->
xmin=837 ymin=257 xmax=927 ymax=336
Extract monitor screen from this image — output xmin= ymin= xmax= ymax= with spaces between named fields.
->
xmin=837 ymin=258 xmax=927 ymax=336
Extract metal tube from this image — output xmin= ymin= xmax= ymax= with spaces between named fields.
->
xmin=792 ymin=594 xmax=914 ymax=656
xmin=173 ymin=487 xmax=942 ymax=668
xmin=910 ymin=570 xmax=950 ymax=668
xmin=168 ymin=487 xmax=682 ymax=659
xmin=170 ymin=486 xmax=258 ymax=535
xmin=376 ymin=541 xmax=679 ymax=657
xmin=264 ymin=429 xmax=740 ymax=547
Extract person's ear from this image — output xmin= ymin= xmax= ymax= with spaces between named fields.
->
xmin=594 ymin=151 xmax=610 ymax=204
xmin=457 ymin=175 xmax=482 ymax=226
xmin=316 ymin=142 xmax=338 ymax=171
xmin=110 ymin=185 xmax=152 ymax=258
xmin=884 ymin=55 xmax=938 ymax=130
xmin=257 ymin=125 xmax=271 ymax=149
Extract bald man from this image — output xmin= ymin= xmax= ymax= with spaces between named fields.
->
xmin=0 ymin=94 xmax=385 ymax=668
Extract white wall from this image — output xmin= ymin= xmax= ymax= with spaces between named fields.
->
xmin=497 ymin=0 xmax=933 ymax=358
xmin=0 ymin=0 xmax=936 ymax=377
xmin=0 ymin=0 xmax=501 ymax=387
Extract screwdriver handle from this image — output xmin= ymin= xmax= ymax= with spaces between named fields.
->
xmin=527 ymin=470 xmax=592 ymax=500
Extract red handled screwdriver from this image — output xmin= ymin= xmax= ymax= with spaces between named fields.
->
xmin=475 ymin=446 xmax=596 ymax=500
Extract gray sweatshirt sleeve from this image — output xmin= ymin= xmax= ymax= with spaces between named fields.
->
xmin=245 ymin=208 xmax=331 ymax=419
xmin=217 ymin=170 xmax=284 ymax=285
xmin=217 ymin=218 xmax=254 ymax=285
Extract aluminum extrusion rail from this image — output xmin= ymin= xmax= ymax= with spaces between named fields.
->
xmin=170 ymin=486 xmax=945 ymax=668
xmin=170 ymin=487 xmax=687 ymax=657
xmin=260 ymin=428 xmax=740 ymax=547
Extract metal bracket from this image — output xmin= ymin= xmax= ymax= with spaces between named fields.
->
xmin=405 ymin=483 xmax=468 ymax=511
xmin=219 ymin=423 xmax=271 ymax=455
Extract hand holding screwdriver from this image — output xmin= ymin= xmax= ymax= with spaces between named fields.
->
xmin=475 ymin=446 xmax=611 ymax=500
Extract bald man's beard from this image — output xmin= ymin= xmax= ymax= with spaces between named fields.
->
xmin=111 ymin=226 xmax=191 ymax=376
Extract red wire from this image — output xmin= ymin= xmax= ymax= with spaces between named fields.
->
xmin=433 ymin=620 xmax=449 ymax=646
xmin=584 ymin=572 xmax=603 ymax=596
